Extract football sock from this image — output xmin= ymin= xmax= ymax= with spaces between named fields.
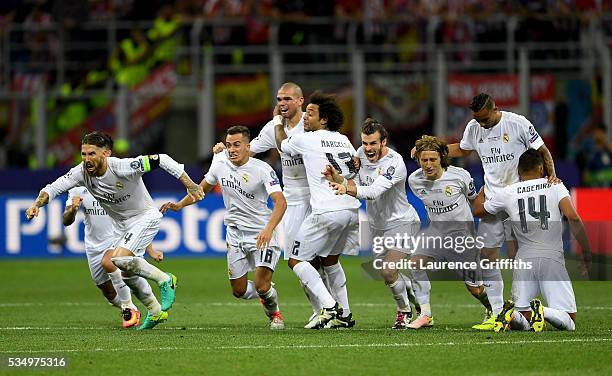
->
xmin=112 ymin=256 xmax=170 ymax=284
xmin=108 ymin=269 xmax=133 ymax=309
xmin=482 ymin=268 xmax=504 ymax=315
xmin=123 ymin=276 xmax=161 ymax=315
xmin=240 ymin=280 xmax=258 ymax=300
xmin=411 ymin=270 xmax=432 ymax=316
xmin=543 ymin=307 xmax=576 ymax=331
xmin=259 ymin=286 xmax=279 ymax=316
xmin=510 ymin=311 xmax=531 ymax=331
xmin=293 ymin=261 xmax=336 ymax=309
xmin=388 ymin=276 xmax=411 ymax=312
xmin=324 ymin=263 xmax=351 ymax=316
xmin=476 ymin=289 xmax=493 ymax=313
xmin=108 ymin=294 xmax=121 ymax=309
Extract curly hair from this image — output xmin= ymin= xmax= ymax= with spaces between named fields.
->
xmin=308 ymin=90 xmax=344 ymax=132
xmin=414 ymin=135 xmax=450 ymax=168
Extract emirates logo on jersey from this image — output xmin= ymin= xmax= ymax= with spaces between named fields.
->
xmin=503 ymin=133 xmax=510 ymax=143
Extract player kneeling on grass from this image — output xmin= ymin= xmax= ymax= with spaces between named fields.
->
xmin=472 ymin=149 xmax=591 ymax=332
xmin=63 ymin=187 xmax=163 ymax=328
xmin=161 ymin=126 xmax=287 ymax=329
xmin=26 ymin=131 xmax=203 ymax=330
xmin=404 ymin=135 xmax=494 ymax=329
xmin=325 ymin=118 xmax=421 ymax=329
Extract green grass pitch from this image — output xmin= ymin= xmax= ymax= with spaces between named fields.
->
xmin=1 ymin=257 xmax=611 ymax=375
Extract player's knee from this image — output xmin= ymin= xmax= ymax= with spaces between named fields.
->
xmin=465 ymin=284 xmax=481 ymax=298
xmin=287 ymin=258 xmax=299 ymax=270
xmin=255 ymin=280 xmax=271 ymax=295
xmin=232 ymin=286 xmax=247 ymax=298
xmin=101 ymin=254 xmax=115 ymax=273
xmin=380 ymin=267 xmax=398 ymax=284
xmin=111 ymin=256 xmax=135 ymax=270
xmin=309 ymin=256 xmax=322 ymax=270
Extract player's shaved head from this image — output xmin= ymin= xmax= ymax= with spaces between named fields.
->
xmin=470 ymin=93 xmax=495 ymax=112
xmin=308 ymin=90 xmax=344 ymax=132
xmin=415 ymin=135 xmax=450 ymax=168
xmin=518 ymin=149 xmax=544 ymax=175
xmin=82 ymin=131 xmax=113 ymax=150
xmin=226 ymin=125 xmax=251 ymax=141
xmin=279 ymin=82 xmax=303 ymax=98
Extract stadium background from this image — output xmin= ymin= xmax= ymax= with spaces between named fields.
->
xmin=0 ymin=0 xmax=610 ymax=259
xmin=0 ymin=2 xmax=611 ymax=375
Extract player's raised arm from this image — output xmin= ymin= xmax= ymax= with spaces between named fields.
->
xmin=537 ymin=144 xmax=558 ymax=182
xmin=159 ymin=177 xmax=215 ymax=214
xmin=255 ymin=191 xmax=287 ymax=250
xmin=63 ymin=195 xmax=83 ymax=226
xmin=273 ymin=115 xmax=288 ymax=150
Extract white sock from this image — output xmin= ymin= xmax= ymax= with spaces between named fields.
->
xmin=124 ymin=276 xmax=161 ymax=315
xmin=411 ymin=270 xmax=431 ymax=316
xmin=388 ymin=277 xmax=410 ymax=312
xmin=240 ymin=280 xmax=259 ymax=300
xmin=112 ymin=256 xmax=170 ymax=284
xmin=302 ymin=282 xmax=322 ymax=315
xmin=543 ymin=307 xmax=576 ymax=331
xmin=510 ymin=311 xmax=531 ymax=331
xmin=323 ymin=263 xmax=351 ymax=316
xmin=108 ymin=294 xmax=121 ymax=308
xmin=482 ymin=268 xmax=504 ymax=315
xmin=259 ymin=286 xmax=279 ymax=316
xmin=400 ymin=273 xmax=419 ymax=310
xmin=293 ymin=262 xmax=336 ymax=309
xmin=108 ymin=269 xmax=134 ymax=309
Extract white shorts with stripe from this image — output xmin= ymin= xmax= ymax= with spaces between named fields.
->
xmin=290 ymin=209 xmax=359 ymax=262
xmin=282 ymin=202 xmax=311 ymax=260
xmin=226 ymin=226 xmax=281 ymax=280
xmin=112 ymin=213 xmax=161 ymax=257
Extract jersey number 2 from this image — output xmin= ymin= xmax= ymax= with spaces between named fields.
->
xmin=517 ymin=195 xmax=550 ymax=233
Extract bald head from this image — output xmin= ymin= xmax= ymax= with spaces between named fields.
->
xmin=279 ymin=82 xmax=303 ymax=98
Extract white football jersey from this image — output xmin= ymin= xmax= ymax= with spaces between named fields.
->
xmin=205 ymin=154 xmax=283 ymax=232
xmin=409 ymin=166 xmax=477 ymax=223
xmin=66 ymin=187 xmax=115 ymax=251
xmin=355 ymin=146 xmax=419 ymax=230
xmin=42 ymin=156 xmax=164 ymax=230
xmin=459 ymin=111 xmax=544 ymax=198
xmin=250 ymin=117 xmax=309 ymax=205
xmin=484 ymin=178 xmax=569 ymax=261
xmin=281 ymin=129 xmax=361 ymax=214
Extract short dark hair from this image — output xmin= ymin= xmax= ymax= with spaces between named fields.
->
xmin=361 ymin=118 xmax=388 ymax=142
xmin=226 ymin=125 xmax=250 ymax=141
xmin=308 ymin=90 xmax=344 ymax=132
xmin=518 ymin=149 xmax=543 ymax=175
xmin=469 ymin=93 xmax=494 ymax=112
xmin=415 ymin=135 xmax=450 ymax=168
xmin=82 ymin=131 xmax=113 ymax=150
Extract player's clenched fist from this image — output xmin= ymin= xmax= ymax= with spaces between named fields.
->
xmin=71 ymin=196 xmax=83 ymax=209
xmin=25 ymin=206 xmax=39 ymax=220
xmin=187 ymin=184 xmax=205 ymax=202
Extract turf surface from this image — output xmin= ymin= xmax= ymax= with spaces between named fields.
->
xmin=1 ymin=257 xmax=611 ymax=375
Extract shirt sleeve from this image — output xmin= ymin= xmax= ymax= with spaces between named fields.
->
xmin=555 ymin=182 xmax=570 ymax=202
xmin=462 ymin=171 xmax=478 ymax=200
xmin=280 ymin=133 xmax=306 ymax=157
xmin=250 ymin=122 xmax=276 ymax=154
xmin=262 ymin=165 xmax=283 ymax=196
xmin=42 ymin=165 xmax=84 ymax=201
xmin=520 ymin=117 xmax=545 ymax=150
xmin=355 ymin=159 xmax=405 ymax=200
xmin=204 ymin=160 xmax=222 ymax=186
xmin=110 ymin=157 xmax=148 ymax=179
xmin=459 ymin=122 xmax=476 ymax=151
xmin=483 ymin=193 xmax=507 ymax=215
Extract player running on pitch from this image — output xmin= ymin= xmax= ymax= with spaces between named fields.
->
xmin=161 ymin=126 xmax=287 ymax=329
xmin=26 ymin=131 xmax=203 ymax=329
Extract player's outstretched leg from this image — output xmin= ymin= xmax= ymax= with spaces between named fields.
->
xmin=102 ymin=250 xmax=140 ymax=328
xmin=112 ymin=254 xmax=177 ymax=312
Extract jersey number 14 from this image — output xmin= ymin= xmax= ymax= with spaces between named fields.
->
xmin=517 ymin=195 xmax=550 ymax=233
